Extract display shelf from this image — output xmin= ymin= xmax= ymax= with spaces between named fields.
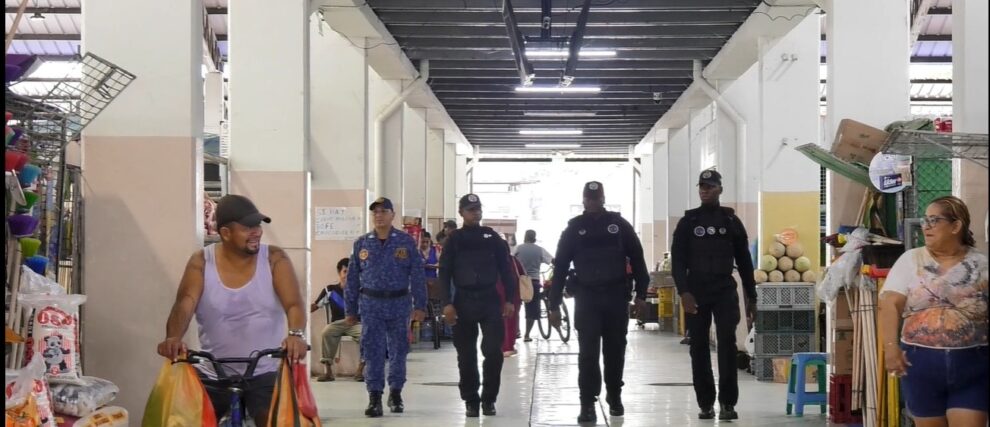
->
xmin=880 ymin=129 xmax=988 ymax=168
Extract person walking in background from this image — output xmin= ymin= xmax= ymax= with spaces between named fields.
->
xmin=311 ymin=258 xmax=364 ymax=382
xmin=345 ymin=197 xmax=428 ymax=417
xmin=879 ymin=196 xmax=988 ymax=427
xmin=513 ymin=230 xmax=554 ymax=342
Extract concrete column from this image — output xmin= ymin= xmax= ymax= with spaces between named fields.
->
xmin=381 ymin=107 xmax=402 ymax=215
xmin=823 ymin=0 xmax=911 ymax=232
xmin=80 ymin=0 xmax=203 ymax=416
xmin=653 ymin=139 xmax=671 ymax=257
xmin=952 ymin=0 xmax=989 ymax=252
xmin=308 ymin=16 xmax=371 ymax=368
xmin=426 ymin=128 xmax=445 ymax=232
xmin=228 ymin=0 xmax=311 ymax=342
xmin=443 ymin=140 xmax=457 ymax=220
xmin=455 ymin=154 xmax=469 ymax=200
xmin=402 ymin=106 xmax=428 ymax=219
xmin=668 ymin=127 xmax=691 ymax=233
xmin=756 ymin=16 xmax=822 ymax=268
xmin=204 ymin=71 xmax=223 ymax=136
xmin=638 ymin=150 xmax=655 ymax=266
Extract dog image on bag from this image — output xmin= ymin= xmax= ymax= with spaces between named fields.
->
xmin=42 ymin=334 xmax=71 ymax=374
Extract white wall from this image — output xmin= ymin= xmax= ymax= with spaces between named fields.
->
xmin=444 ymin=143 xmax=457 ymax=219
xmin=382 ymin=108 xmax=402 ymax=202
xmin=402 ymin=106 xmax=427 ymax=215
xmin=668 ymin=127 xmax=691 ymax=216
xmin=309 ymin=27 xmax=366 ymax=190
xmin=427 ymin=128 xmax=445 ymax=219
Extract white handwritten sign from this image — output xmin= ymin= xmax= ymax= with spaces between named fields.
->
xmin=315 ymin=207 xmax=364 ymax=241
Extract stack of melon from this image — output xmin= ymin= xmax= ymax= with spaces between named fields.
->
xmin=754 ymin=240 xmax=817 ymax=283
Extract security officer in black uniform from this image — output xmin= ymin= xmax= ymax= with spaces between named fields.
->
xmin=438 ymin=193 xmax=518 ymax=418
xmin=671 ymin=169 xmax=757 ymax=421
xmin=549 ymin=181 xmax=650 ymax=424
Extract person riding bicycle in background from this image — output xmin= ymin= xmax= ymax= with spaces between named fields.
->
xmin=512 ymin=229 xmax=554 ymax=342
xmin=157 ymin=195 xmax=308 ymax=426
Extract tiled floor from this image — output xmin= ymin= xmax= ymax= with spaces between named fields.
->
xmin=311 ymin=319 xmax=836 ymax=427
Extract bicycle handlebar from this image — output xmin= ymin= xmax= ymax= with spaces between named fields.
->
xmin=180 ymin=346 xmax=308 ymax=380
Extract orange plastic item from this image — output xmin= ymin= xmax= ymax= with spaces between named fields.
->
xmin=267 ymin=360 xmax=321 ymax=427
xmin=141 ymin=359 xmax=217 ymax=427
xmin=5 ymin=394 xmax=41 ymax=427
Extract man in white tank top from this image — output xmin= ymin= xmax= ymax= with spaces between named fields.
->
xmin=157 ymin=195 xmax=308 ymax=425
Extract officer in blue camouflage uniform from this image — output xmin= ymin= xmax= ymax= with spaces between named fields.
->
xmin=344 ymin=197 xmax=428 ymax=418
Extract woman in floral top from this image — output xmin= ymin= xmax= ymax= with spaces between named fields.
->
xmin=879 ymin=196 xmax=988 ymax=427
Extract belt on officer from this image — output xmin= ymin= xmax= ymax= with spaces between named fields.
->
xmin=360 ymin=288 xmax=409 ymax=299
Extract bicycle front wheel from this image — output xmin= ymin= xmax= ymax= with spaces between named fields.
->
xmin=537 ymin=296 xmax=552 ymax=340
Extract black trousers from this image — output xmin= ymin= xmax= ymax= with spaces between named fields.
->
xmin=452 ymin=291 xmax=505 ymax=404
xmin=574 ymin=289 xmax=629 ymax=404
xmin=686 ymin=286 xmax=741 ymax=408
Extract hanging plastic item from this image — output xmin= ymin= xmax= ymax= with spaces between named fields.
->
xmin=266 ymin=360 xmax=321 ymax=427
xmin=141 ymin=359 xmax=218 ymax=427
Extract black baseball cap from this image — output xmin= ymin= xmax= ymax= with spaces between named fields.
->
xmin=698 ymin=169 xmax=722 ymax=186
xmin=369 ymin=197 xmax=394 ymax=211
xmin=583 ymin=181 xmax=604 ymax=199
xmin=215 ymin=195 xmax=271 ymax=228
xmin=459 ymin=194 xmax=482 ymax=210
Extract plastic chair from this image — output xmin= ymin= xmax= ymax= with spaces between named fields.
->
xmin=786 ymin=352 xmax=828 ymax=416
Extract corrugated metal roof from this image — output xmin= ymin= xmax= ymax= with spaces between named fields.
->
xmin=912 ymin=40 xmax=953 ymax=57
xmin=8 ymin=39 xmax=79 ymax=55
xmin=4 ymin=11 xmax=80 ymax=35
xmin=920 ymin=14 xmax=952 ymax=35
xmin=4 ymin=0 xmax=79 ymax=7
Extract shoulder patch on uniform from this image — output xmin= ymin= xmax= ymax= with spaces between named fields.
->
xmin=359 ymin=249 xmax=370 ymax=260
xmin=395 ymin=247 xmax=408 ymax=259
xmin=693 ymin=226 xmax=706 ymax=237
xmin=607 ymin=224 xmax=620 ymax=234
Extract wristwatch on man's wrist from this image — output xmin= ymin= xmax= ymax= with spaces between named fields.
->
xmin=288 ymin=328 xmax=305 ymax=338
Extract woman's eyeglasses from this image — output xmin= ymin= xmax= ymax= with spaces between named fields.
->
xmin=921 ymin=216 xmax=952 ymax=229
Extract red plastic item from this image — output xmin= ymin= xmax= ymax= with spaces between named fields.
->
xmin=292 ymin=362 xmax=319 ymax=419
xmin=6 ymin=151 xmax=29 ymax=172
xmin=829 ymin=374 xmax=862 ymax=424
xmin=866 ymin=266 xmax=890 ymax=279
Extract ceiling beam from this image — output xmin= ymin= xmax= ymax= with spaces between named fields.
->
xmin=376 ymin=10 xmax=752 ymax=25
xmin=821 ymin=55 xmax=951 ymax=63
xmin=386 ymin=24 xmax=741 ymax=38
xmin=428 ymin=59 xmax=696 ymax=70
xmin=405 ymin=49 xmax=718 ymax=60
xmin=394 ymin=36 xmax=728 ymax=49
xmin=368 ymin=0 xmax=759 ymax=10
xmin=430 ymin=69 xmax=692 ymax=78
xmin=12 ymin=34 xmax=80 ymax=41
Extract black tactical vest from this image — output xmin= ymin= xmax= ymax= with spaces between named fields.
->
xmin=686 ymin=210 xmax=736 ymax=277
xmin=572 ymin=216 xmax=627 ymax=288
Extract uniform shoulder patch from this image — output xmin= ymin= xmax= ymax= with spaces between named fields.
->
xmin=693 ymin=226 xmax=706 ymax=237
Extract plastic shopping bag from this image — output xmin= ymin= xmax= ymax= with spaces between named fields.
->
xmin=141 ymin=359 xmax=217 ymax=427
xmin=266 ymin=360 xmax=321 ymax=427
xmin=5 ymin=356 xmax=55 ymax=427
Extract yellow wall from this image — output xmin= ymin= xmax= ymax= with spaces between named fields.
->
xmin=760 ymin=191 xmax=821 ymax=272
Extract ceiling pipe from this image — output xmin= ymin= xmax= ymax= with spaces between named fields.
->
xmin=692 ymin=60 xmax=747 ymax=208
xmin=375 ymin=59 xmax=430 ymax=176
xmin=502 ymin=0 xmax=536 ymax=86
xmin=561 ymin=0 xmax=593 ymax=87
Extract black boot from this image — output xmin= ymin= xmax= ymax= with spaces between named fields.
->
xmin=698 ymin=406 xmax=716 ymax=419
xmin=365 ymin=392 xmax=383 ymax=418
xmin=577 ymin=403 xmax=597 ymax=424
xmin=388 ymin=389 xmax=404 ymax=413
xmin=719 ymin=404 xmax=738 ymax=420
xmin=465 ymin=401 xmax=480 ymax=418
xmin=482 ymin=401 xmax=496 ymax=416
xmin=606 ymin=393 xmax=624 ymax=416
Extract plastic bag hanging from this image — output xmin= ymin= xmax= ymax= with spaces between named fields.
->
xmin=141 ymin=359 xmax=218 ymax=427
xmin=266 ymin=359 xmax=321 ymax=427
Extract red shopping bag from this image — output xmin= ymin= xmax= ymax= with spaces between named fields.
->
xmin=267 ymin=360 xmax=321 ymax=427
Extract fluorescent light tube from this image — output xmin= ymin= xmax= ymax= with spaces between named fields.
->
xmin=519 ymin=129 xmax=583 ymax=135
xmin=525 ymin=144 xmax=581 ymax=149
xmin=523 ymin=111 xmax=597 ymax=117
xmin=515 ymin=86 xmax=601 ymax=93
